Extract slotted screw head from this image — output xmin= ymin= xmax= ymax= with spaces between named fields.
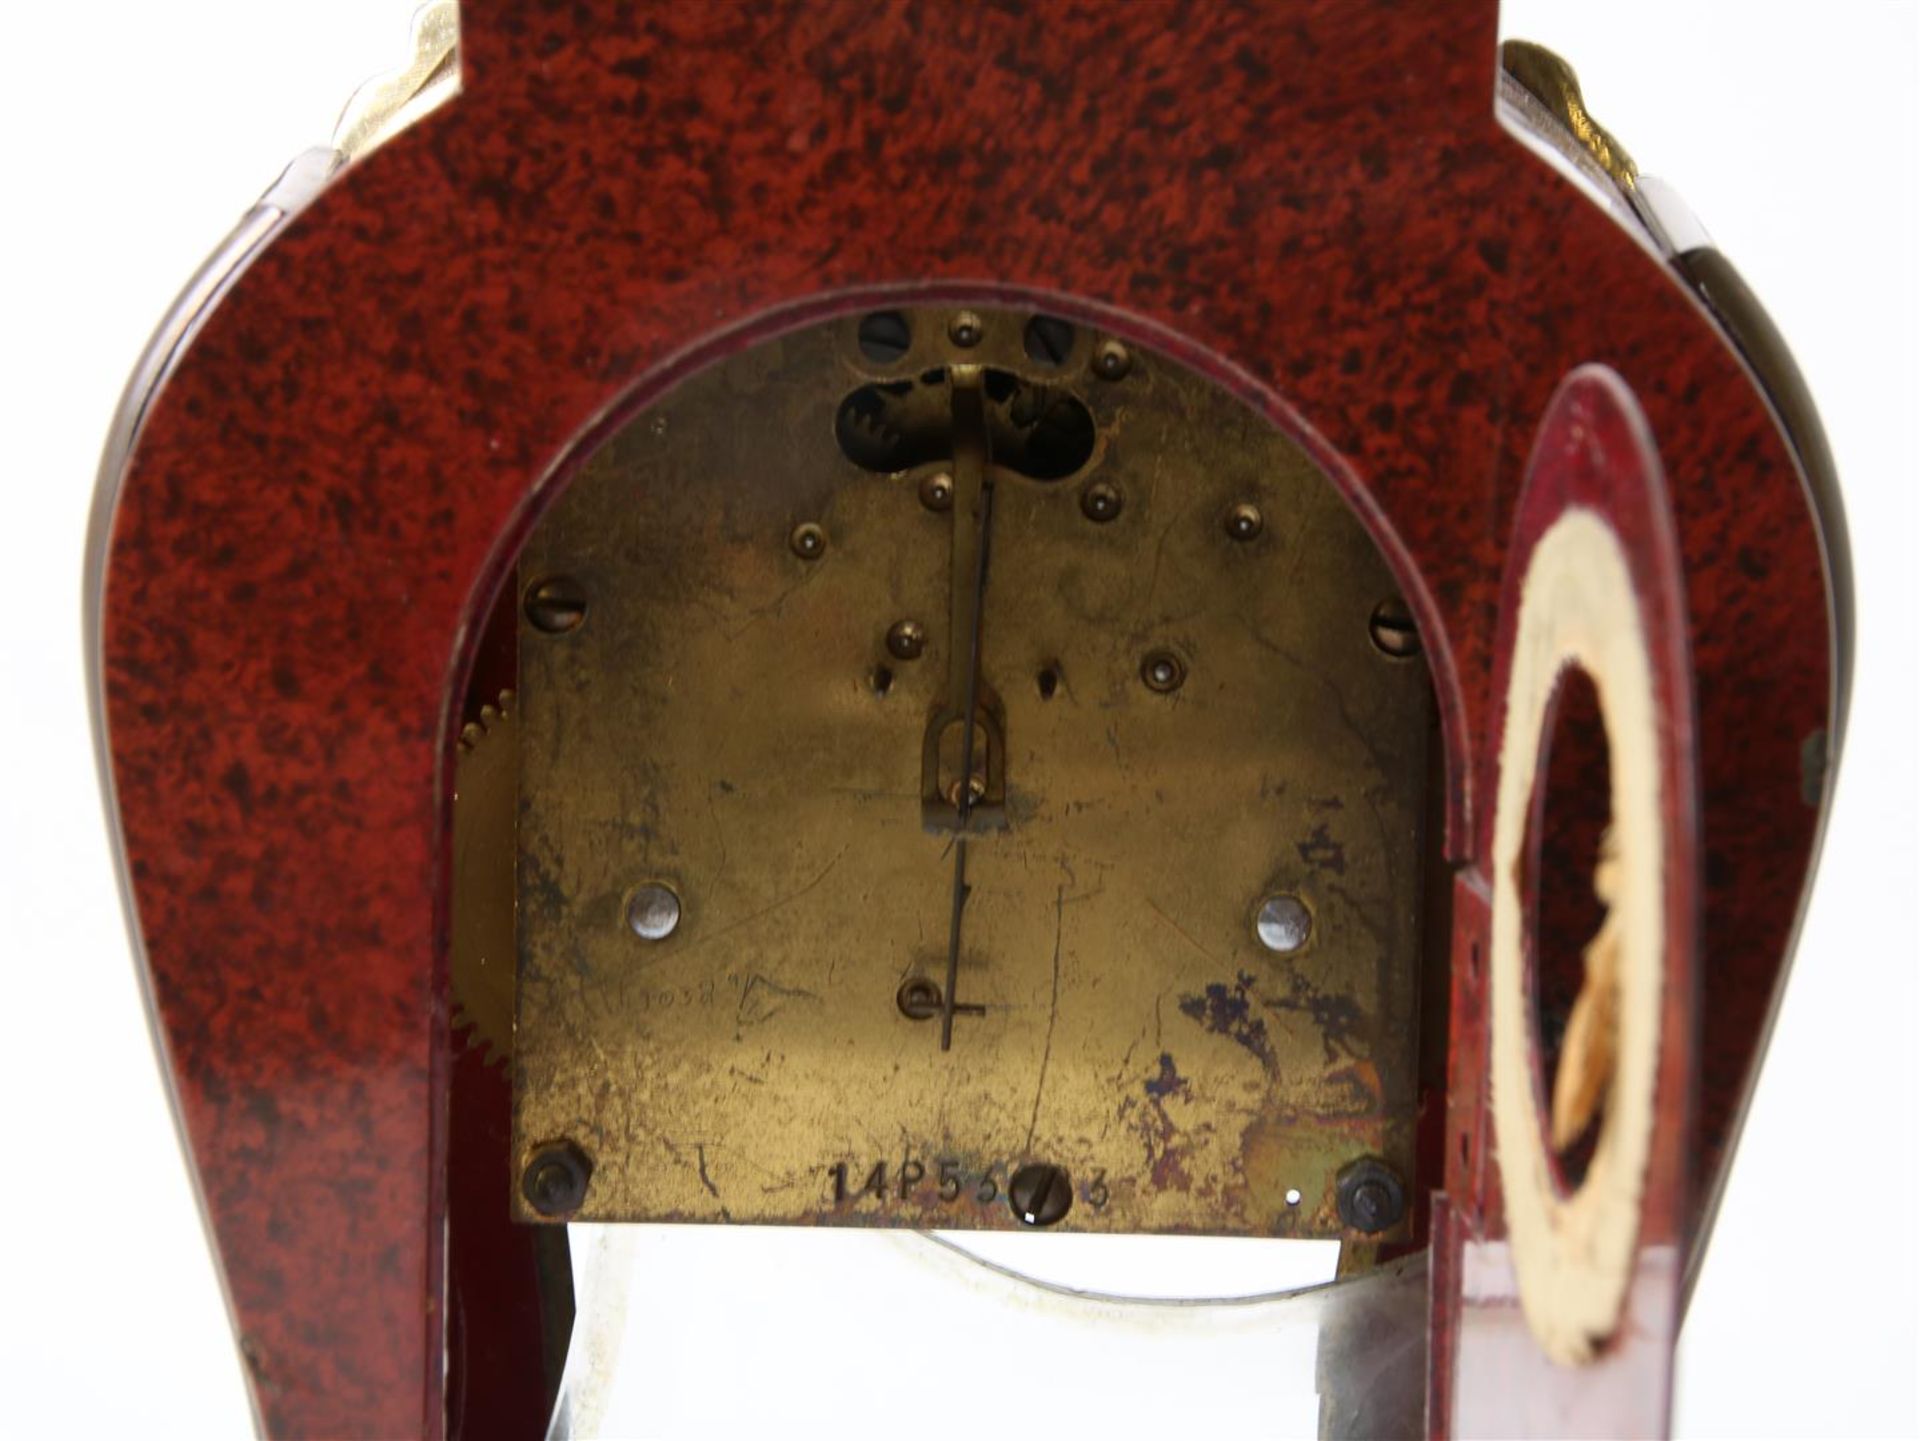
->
xmin=1008 ymin=1163 xmax=1074 ymax=1226
xmin=1369 ymin=597 xmax=1421 ymax=658
xmin=525 ymin=577 xmax=587 ymax=634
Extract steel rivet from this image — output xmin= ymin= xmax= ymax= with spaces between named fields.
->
xmin=1368 ymin=597 xmax=1420 ymax=658
xmin=1255 ymin=894 xmax=1312 ymax=953
xmin=1080 ymin=481 xmax=1123 ymax=522
xmin=627 ymin=883 xmax=681 ymax=941
xmin=790 ymin=522 xmax=827 ymax=560
xmin=886 ymin=620 xmax=926 ymax=660
xmin=524 ymin=577 xmax=588 ymax=634
xmin=522 ymin=1141 xmax=593 ymax=1217
xmin=1141 ymin=650 xmax=1185 ymax=693
xmin=1008 ymin=1162 xmax=1074 ymax=1227
xmin=1335 ymin=1157 xmax=1406 ymax=1235
xmin=919 ymin=472 xmax=955 ymax=512
xmin=1224 ymin=503 xmax=1264 ymax=541
xmin=1092 ymin=339 xmax=1133 ymax=381
xmin=948 ymin=311 xmax=984 ymax=348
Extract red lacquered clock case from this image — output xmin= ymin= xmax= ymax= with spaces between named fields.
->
xmin=94 ymin=3 xmax=1841 ymax=1434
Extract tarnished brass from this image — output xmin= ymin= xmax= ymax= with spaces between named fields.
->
xmin=511 ymin=308 xmax=1432 ymax=1236
xmin=1501 ymin=40 xmax=1638 ymax=191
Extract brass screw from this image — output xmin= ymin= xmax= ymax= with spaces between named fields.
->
xmin=1224 ymin=503 xmax=1264 ymax=541
xmin=919 ymin=472 xmax=955 ymax=512
xmin=1007 ymin=1163 xmax=1074 ymax=1226
xmin=1369 ymin=597 xmax=1420 ymax=658
xmin=524 ymin=577 xmax=587 ymax=634
xmin=1141 ymin=650 xmax=1186 ymax=693
xmin=886 ymin=620 xmax=926 ymax=660
xmin=1092 ymin=339 xmax=1132 ymax=381
xmin=948 ymin=311 xmax=984 ymax=348
xmin=1080 ymin=481 xmax=1123 ymax=522
xmin=790 ymin=522 xmax=827 ymax=560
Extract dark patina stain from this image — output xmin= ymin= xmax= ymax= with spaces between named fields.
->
xmin=1145 ymin=1051 xmax=1190 ymax=1099
xmin=1267 ymin=971 xmax=1367 ymax=1063
xmin=1178 ymin=977 xmax=1276 ymax=1070
xmin=1296 ymin=822 xmax=1347 ymax=874
xmin=1121 ymin=1051 xmax=1195 ymax=1191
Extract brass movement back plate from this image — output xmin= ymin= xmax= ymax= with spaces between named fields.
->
xmin=511 ymin=308 xmax=1431 ymax=1235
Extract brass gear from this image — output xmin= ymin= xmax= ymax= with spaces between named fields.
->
xmin=843 ymin=399 xmax=904 ymax=462
xmin=451 ymin=691 xmax=516 ymax=1064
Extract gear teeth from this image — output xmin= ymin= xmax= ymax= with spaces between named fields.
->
xmin=451 ymin=689 xmax=517 ymax=1065
xmin=848 ymin=406 xmax=903 ymax=455
xmin=459 ymin=691 xmax=514 ymax=752
xmin=452 ymin=1004 xmax=508 ymax=1068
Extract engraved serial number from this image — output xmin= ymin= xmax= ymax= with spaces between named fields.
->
xmin=629 ymin=971 xmax=750 ymax=1013
xmin=825 ymin=1157 xmax=1108 ymax=1211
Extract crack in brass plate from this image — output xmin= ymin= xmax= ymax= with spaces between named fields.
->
xmin=512 ymin=309 xmax=1431 ymax=1234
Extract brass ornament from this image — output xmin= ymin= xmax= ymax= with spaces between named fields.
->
xmin=1501 ymin=40 xmax=1639 ymax=191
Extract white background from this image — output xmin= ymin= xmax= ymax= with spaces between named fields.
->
xmin=1 ymin=1 xmax=1914 ymax=1435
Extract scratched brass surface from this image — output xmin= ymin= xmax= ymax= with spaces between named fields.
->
xmin=512 ymin=309 xmax=1431 ymax=1234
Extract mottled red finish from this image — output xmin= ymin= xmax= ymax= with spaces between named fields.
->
xmin=98 ymin=1 xmax=1834 ymax=1433
xmin=1433 ymin=368 xmax=1698 ymax=1437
